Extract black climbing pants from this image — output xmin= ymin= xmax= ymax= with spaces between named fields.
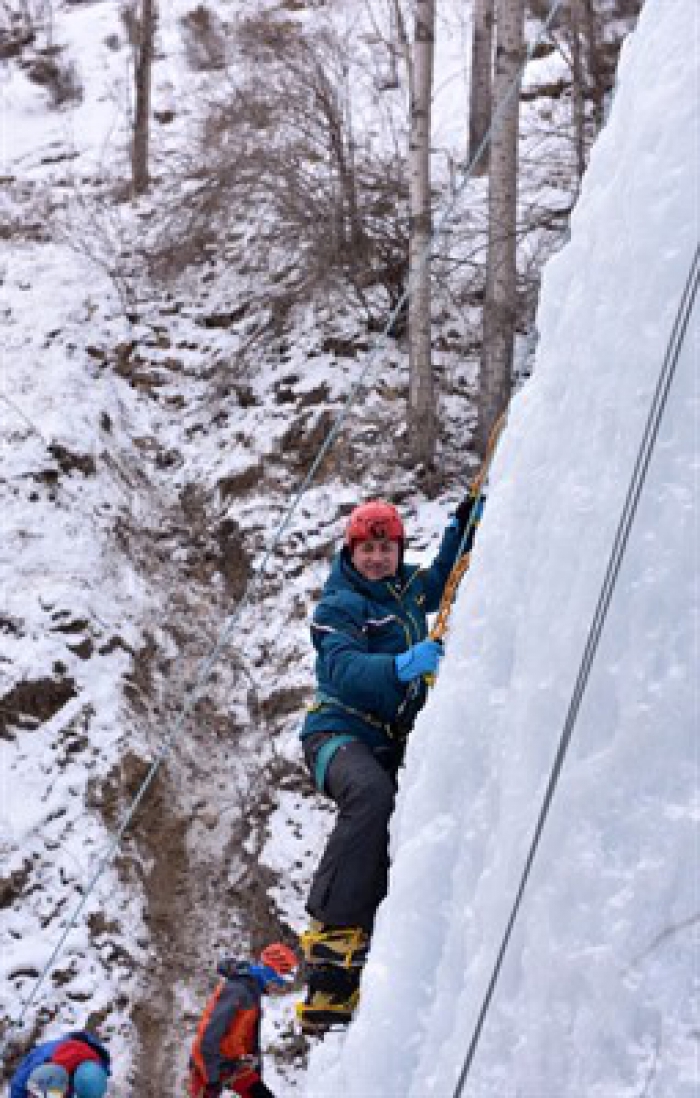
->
xmin=304 ymin=733 xmax=398 ymax=933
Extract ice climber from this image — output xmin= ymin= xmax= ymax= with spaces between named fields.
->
xmin=297 ymin=493 xmax=482 ymax=1031
xmin=9 ymin=1031 xmax=110 ymax=1098
xmin=187 ymin=942 xmax=299 ymax=1097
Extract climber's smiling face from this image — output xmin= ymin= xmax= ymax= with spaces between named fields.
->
xmin=351 ymin=538 xmax=400 ymax=581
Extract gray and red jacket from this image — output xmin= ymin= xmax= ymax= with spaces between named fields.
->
xmin=190 ymin=962 xmax=262 ymax=1086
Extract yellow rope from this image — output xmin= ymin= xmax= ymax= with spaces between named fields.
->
xmin=429 ymin=412 xmax=507 ymax=657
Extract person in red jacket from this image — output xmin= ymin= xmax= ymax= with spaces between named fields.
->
xmin=187 ymin=943 xmax=299 ymax=1098
xmin=10 ymin=1030 xmax=110 ymax=1098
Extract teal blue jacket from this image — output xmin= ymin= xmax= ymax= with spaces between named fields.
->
xmin=301 ymin=520 xmax=463 ymax=751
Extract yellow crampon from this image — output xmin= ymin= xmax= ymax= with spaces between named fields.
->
xmin=296 ymin=964 xmax=361 ymax=1034
xmin=297 ymin=923 xmax=367 ymax=1034
xmin=295 ymin=985 xmax=360 ymax=1033
xmin=299 ymin=921 xmax=369 ymax=969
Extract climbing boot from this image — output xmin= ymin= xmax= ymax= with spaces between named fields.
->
xmin=296 ymin=964 xmax=361 ymax=1034
xmin=300 ymin=920 xmax=369 ymax=969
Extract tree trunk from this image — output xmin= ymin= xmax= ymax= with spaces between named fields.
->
xmin=383 ymin=0 xmax=400 ymax=90
xmin=132 ymin=0 xmax=155 ymax=197
xmin=407 ymin=0 xmax=436 ymax=468
xmin=476 ymin=0 xmax=524 ymax=456
xmin=469 ymin=0 xmax=495 ymax=175
xmin=569 ymin=0 xmax=587 ymax=184
xmin=582 ymin=0 xmax=606 ymax=130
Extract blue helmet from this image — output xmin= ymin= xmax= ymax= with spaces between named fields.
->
xmin=73 ymin=1062 xmax=108 ymax=1098
xmin=26 ymin=1063 xmax=70 ymax=1096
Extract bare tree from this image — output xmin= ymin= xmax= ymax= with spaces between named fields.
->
xmin=132 ymin=0 xmax=156 ymax=196
xmin=363 ymin=0 xmax=401 ymax=90
xmin=549 ymin=0 xmax=609 ymax=190
xmin=391 ymin=0 xmax=436 ymax=467
xmin=567 ymin=0 xmax=586 ymax=183
xmin=469 ymin=0 xmax=495 ymax=174
xmin=146 ymin=16 xmax=409 ymax=324
xmin=407 ymin=0 xmax=436 ymax=466
xmin=476 ymin=0 xmax=524 ymax=455
xmin=581 ymin=0 xmax=606 ymax=130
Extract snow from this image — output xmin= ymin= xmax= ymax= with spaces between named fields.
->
xmin=303 ymin=2 xmax=699 ymax=1096
xmin=1 ymin=3 xmax=127 ymax=177
xmin=0 ymin=0 xmax=669 ymax=1093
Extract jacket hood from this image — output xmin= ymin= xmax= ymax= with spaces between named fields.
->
xmin=67 ymin=1031 xmax=111 ymax=1071
xmin=217 ymin=958 xmax=270 ymax=993
xmin=217 ymin=958 xmax=251 ymax=980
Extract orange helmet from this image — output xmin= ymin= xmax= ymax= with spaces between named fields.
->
xmin=260 ymin=942 xmax=299 ymax=980
xmin=344 ymin=500 xmax=405 ymax=549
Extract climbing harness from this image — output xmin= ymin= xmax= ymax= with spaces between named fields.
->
xmin=310 ymin=691 xmax=395 ymax=738
xmin=308 ymin=732 xmax=357 ymax=793
xmin=451 ymin=242 xmax=699 ymax=1098
xmin=310 ymin=673 xmax=418 ymax=749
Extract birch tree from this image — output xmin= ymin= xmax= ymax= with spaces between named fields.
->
xmin=396 ymin=0 xmax=436 ymax=467
xmin=132 ymin=0 xmax=156 ymax=196
xmin=558 ymin=0 xmax=607 ymax=188
xmin=468 ymin=0 xmax=494 ymax=174
xmin=476 ymin=0 xmax=524 ymax=455
xmin=582 ymin=0 xmax=606 ymax=129
xmin=568 ymin=0 xmax=587 ymax=183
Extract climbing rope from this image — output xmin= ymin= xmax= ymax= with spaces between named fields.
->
xmin=430 ymin=306 xmax=542 ymax=650
xmin=430 ymin=412 xmax=507 ymax=648
xmin=1 ymin=0 xmax=567 ymax=1055
xmin=451 ymin=240 xmax=699 ymax=1097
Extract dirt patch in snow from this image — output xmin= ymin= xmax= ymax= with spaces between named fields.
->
xmin=128 ymin=752 xmax=302 ymax=1095
xmin=129 ymin=771 xmax=192 ymax=1098
xmin=0 ymin=674 xmax=77 ymax=739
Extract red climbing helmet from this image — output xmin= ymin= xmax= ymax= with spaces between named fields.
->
xmin=260 ymin=942 xmax=299 ymax=981
xmin=344 ymin=500 xmax=405 ymax=549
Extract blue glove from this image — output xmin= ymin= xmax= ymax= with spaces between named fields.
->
xmin=394 ymin=639 xmax=443 ymax=683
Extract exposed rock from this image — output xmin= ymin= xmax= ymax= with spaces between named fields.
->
xmin=0 ymin=675 xmax=77 ymax=739
xmin=216 ymin=517 xmax=250 ymax=600
xmin=217 ymin=463 xmax=264 ymax=499
xmin=0 ymin=860 xmax=33 ymax=910
xmin=199 ymin=304 xmax=249 ymax=329
xmin=48 ymin=443 xmax=97 ymax=477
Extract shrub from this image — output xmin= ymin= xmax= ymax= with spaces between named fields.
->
xmin=25 ymin=49 xmax=83 ymax=107
xmin=148 ymin=13 xmax=409 ymax=323
xmin=180 ymin=4 xmax=227 ymax=71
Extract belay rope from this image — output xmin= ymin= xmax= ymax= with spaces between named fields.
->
xmin=430 ymin=413 xmax=506 ymax=651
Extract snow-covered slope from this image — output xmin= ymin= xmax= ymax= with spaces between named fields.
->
xmin=0 ymin=0 xmax=648 ymax=1091
xmin=304 ymin=2 xmax=699 ymax=1095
